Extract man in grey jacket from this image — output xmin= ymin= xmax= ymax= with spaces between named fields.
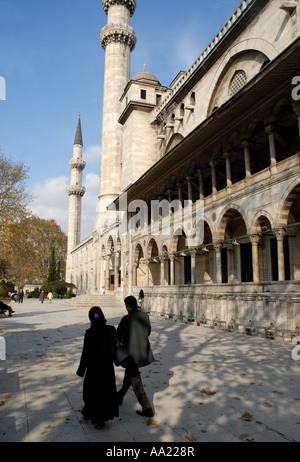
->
xmin=116 ymin=295 xmax=154 ymax=417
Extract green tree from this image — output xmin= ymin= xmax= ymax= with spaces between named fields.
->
xmin=47 ymin=246 xmax=58 ymax=287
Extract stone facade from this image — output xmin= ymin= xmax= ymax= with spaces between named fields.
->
xmin=66 ymin=0 xmax=300 ymax=331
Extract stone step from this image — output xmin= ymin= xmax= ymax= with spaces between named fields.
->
xmin=63 ymin=294 xmax=123 ymax=308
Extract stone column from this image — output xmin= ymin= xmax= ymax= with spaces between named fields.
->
xmin=186 ymin=176 xmax=193 ymax=202
xmin=214 ymin=244 xmax=223 ymax=283
xmin=114 ymin=251 xmax=120 ymax=290
xmin=276 ymin=229 xmax=286 ymax=281
xmin=105 ymin=256 xmax=110 ymax=291
xmin=132 ymin=261 xmax=137 ymax=287
xmin=190 ymin=250 xmax=197 ymax=285
xmin=160 ymin=257 xmax=166 ymax=286
xmin=170 ymin=255 xmax=175 ymax=285
xmin=242 ymin=141 xmax=251 ymax=178
xmin=145 ymin=260 xmax=150 ymax=287
xmin=265 ymin=125 xmax=277 ymax=175
xmin=198 ymin=169 xmax=204 ymax=201
xmin=224 ymin=152 xmax=232 ymax=188
xmin=250 ymin=235 xmax=260 ymax=283
xmin=210 ymin=161 xmax=217 ymax=195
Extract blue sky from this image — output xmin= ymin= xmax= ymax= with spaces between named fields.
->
xmin=0 ymin=0 xmax=240 ymax=240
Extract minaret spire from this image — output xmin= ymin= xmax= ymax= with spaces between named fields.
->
xmin=74 ymin=113 xmax=83 ymax=146
xmin=66 ymin=115 xmax=86 ymax=257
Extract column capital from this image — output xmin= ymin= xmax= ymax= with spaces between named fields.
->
xmin=265 ymin=124 xmax=275 ymax=135
xmin=275 ymin=228 xmax=286 ymax=240
xmin=250 ymin=235 xmax=260 ymax=245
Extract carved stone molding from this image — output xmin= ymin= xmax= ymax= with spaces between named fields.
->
xmin=67 ymin=185 xmax=86 ymax=197
xmin=100 ymin=24 xmax=136 ymax=51
xmin=69 ymin=159 xmax=86 ymax=171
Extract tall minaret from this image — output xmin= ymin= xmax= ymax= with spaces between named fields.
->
xmin=96 ymin=0 xmax=136 ymax=226
xmin=67 ymin=114 xmax=86 ymax=254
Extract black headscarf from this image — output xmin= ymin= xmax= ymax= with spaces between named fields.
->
xmin=88 ymin=306 xmax=106 ymax=326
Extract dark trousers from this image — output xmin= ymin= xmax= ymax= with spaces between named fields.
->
xmin=118 ymin=357 xmax=153 ymax=413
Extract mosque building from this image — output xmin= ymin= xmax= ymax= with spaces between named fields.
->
xmin=66 ymin=0 xmax=300 ymax=331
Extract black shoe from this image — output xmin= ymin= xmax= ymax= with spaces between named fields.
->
xmin=136 ymin=409 xmax=154 ymax=417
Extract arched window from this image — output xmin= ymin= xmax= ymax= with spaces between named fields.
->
xmin=190 ymin=91 xmax=196 ymax=106
xmin=230 ymin=70 xmax=247 ymax=96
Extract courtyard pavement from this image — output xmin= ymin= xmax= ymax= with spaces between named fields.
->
xmin=0 ymin=297 xmax=299 ymax=445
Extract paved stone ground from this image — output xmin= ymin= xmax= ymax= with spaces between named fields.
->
xmin=0 ymin=298 xmax=299 ymax=444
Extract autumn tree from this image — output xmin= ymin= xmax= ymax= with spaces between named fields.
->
xmin=0 ymin=152 xmax=32 ymax=276
xmin=5 ymin=216 xmax=67 ymax=287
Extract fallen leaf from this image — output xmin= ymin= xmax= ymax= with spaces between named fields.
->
xmin=44 ymin=425 xmax=55 ymax=430
xmin=5 ymin=395 xmax=11 ymax=399
xmin=0 ymin=401 xmax=5 ymax=406
xmin=185 ymin=434 xmax=197 ymax=441
xmin=231 ymin=396 xmax=240 ymax=400
xmin=240 ymin=412 xmax=252 ymax=421
xmin=272 ymin=390 xmax=284 ymax=396
xmin=173 ymin=387 xmax=182 ymax=391
xmin=262 ymin=400 xmax=272 ymax=407
xmin=198 ymin=388 xmax=216 ymax=395
xmin=147 ymin=419 xmax=157 ymax=426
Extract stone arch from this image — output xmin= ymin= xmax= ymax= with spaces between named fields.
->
xmin=277 ymin=178 xmax=300 ymax=227
xmin=217 ymin=204 xmax=249 ymax=241
xmin=166 ymin=133 xmax=184 ymax=154
xmin=207 ymin=39 xmax=276 ymax=116
xmin=250 ymin=210 xmax=275 ymax=234
xmin=147 ymin=238 xmax=160 ymax=285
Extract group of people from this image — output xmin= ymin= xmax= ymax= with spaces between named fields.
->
xmin=76 ymin=295 xmax=154 ymax=428
xmin=10 ymin=289 xmax=24 ymax=303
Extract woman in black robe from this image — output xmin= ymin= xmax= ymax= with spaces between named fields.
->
xmin=76 ymin=306 xmax=119 ymax=426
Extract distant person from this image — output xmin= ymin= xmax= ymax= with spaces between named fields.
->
xmin=39 ymin=291 xmax=45 ymax=303
xmin=47 ymin=292 xmax=53 ymax=303
xmin=138 ymin=289 xmax=145 ymax=310
xmin=117 ymin=295 xmax=154 ymax=417
xmin=76 ymin=306 xmax=119 ymax=427
xmin=18 ymin=289 xmax=24 ymax=303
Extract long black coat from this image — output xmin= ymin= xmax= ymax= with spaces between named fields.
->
xmin=117 ymin=309 xmax=154 ymax=368
xmin=77 ymin=324 xmax=119 ymax=422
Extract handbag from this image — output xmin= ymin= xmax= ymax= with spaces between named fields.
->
xmin=109 ymin=327 xmax=130 ymax=367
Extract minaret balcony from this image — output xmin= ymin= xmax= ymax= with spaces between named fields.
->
xmin=100 ymin=24 xmax=136 ymax=51
xmin=67 ymin=185 xmax=86 ymax=197
xmin=69 ymin=159 xmax=86 ymax=171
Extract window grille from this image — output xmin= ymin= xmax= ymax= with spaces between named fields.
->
xmin=230 ymin=70 xmax=247 ymax=96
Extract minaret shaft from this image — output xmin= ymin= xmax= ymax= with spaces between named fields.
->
xmin=67 ymin=115 xmax=86 ymax=254
xmin=96 ymin=0 xmax=136 ymax=223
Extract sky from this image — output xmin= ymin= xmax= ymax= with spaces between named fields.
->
xmin=0 ymin=0 xmax=241 ymax=241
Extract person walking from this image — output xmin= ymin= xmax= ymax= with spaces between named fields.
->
xmin=47 ymin=292 xmax=53 ymax=303
xmin=116 ymin=295 xmax=154 ymax=417
xmin=76 ymin=306 xmax=119 ymax=427
xmin=39 ymin=291 xmax=45 ymax=303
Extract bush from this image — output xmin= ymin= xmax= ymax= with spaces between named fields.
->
xmin=0 ymin=280 xmax=14 ymax=298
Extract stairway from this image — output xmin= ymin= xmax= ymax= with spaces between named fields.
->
xmin=64 ymin=293 xmax=123 ymax=309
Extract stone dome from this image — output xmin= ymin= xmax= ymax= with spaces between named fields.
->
xmin=131 ymin=71 xmax=161 ymax=85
